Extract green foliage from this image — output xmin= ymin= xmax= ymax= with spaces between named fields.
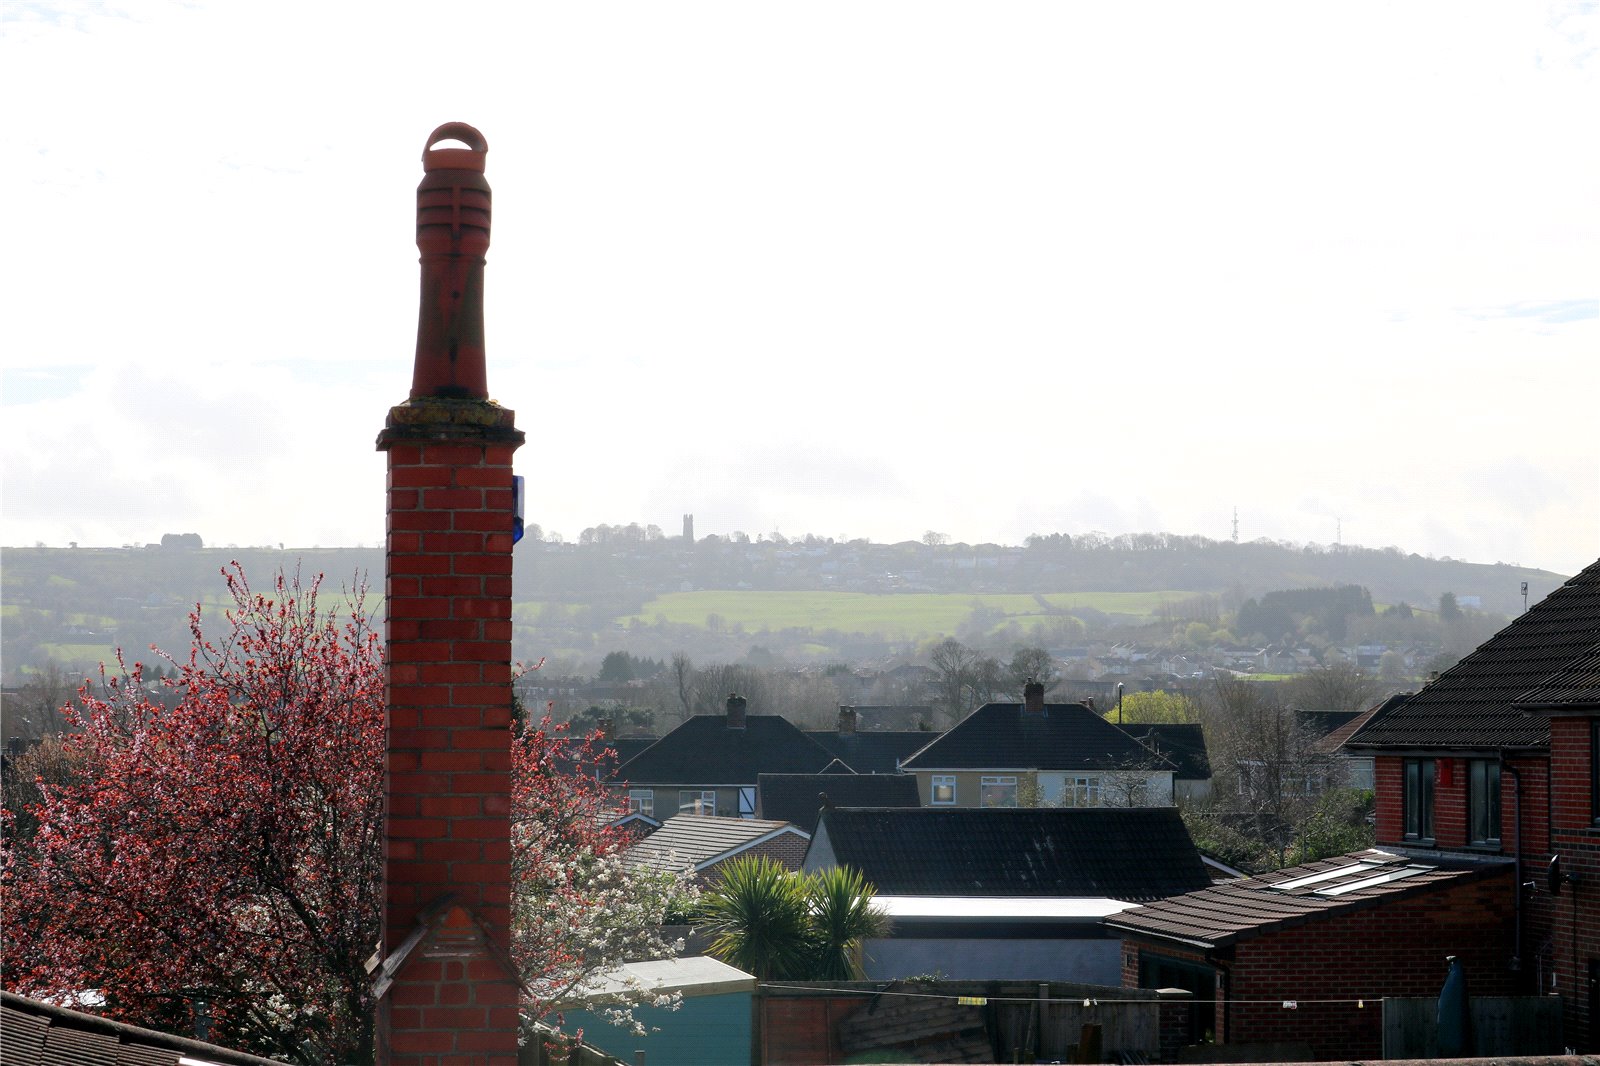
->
xmin=700 ymin=856 xmax=813 ymax=980
xmin=1439 ymin=591 xmax=1462 ymax=621
xmin=699 ymin=857 xmax=889 ymax=981
xmin=807 ymin=865 xmax=892 ymax=981
xmin=1286 ymin=788 xmax=1376 ymax=865
xmin=1103 ymin=690 xmax=1199 ymax=724
xmin=1179 ymin=803 xmax=1281 ymax=874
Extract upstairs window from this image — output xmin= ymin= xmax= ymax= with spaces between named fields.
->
xmin=1468 ymin=759 xmax=1501 ymax=846
xmin=627 ymin=789 xmax=654 ymax=817
xmin=679 ymin=789 xmax=716 ymax=816
xmin=931 ymin=775 xmax=957 ymax=805
xmin=1404 ymin=758 xmax=1435 ymax=842
xmin=981 ymin=775 xmax=1018 ymax=808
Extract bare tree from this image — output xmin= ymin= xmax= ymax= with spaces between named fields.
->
xmin=1286 ymin=661 xmax=1379 ymax=711
xmin=670 ymin=652 xmax=694 ymax=724
xmin=1004 ymin=647 xmax=1059 ymax=698
xmin=928 ymin=639 xmax=978 ymax=719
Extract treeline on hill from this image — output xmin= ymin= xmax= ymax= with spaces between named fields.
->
xmin=1 ymin=533 xmax=1552 ymax=689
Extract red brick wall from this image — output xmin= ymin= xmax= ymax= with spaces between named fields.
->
xmin=381 ymin=432 xmax=522 ymax=1065
xmin=1373 ymin=753 xmax=1550 ymax=857
xmin=384 ymin=438 xmax=519 ymax=949
xmin=1224 ymin=869 xmax=1517 ymax=1059
xmin=1548 ymin=715 xmax=1599 ymax=1051
xmin=1126 ymin=868 xmax=1517 ymax=1060
xmin=696 ymin=832 xmax=811 ymax=886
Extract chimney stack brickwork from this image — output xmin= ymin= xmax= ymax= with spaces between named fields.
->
xmin=377 ymin=123 xmax=525 ymax=1065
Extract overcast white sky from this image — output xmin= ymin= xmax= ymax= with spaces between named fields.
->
xmin=2 ymin=1 xmax=1595 ymax=575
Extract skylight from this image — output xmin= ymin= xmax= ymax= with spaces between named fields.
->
xmin=1316 ymin=865 xmax=1433 ymax=897
xmin=1270 ymin=862 xmax=1382 ymax=892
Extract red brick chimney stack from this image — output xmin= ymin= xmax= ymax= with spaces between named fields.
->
xmin=1024 ymin=679 xmax=1045 ymax=715
xmin=374 ymin=122 xmax=526 ymax=1065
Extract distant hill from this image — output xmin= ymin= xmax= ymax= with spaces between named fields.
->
xmin=0 ymin=534 xmax=1569 ymax=679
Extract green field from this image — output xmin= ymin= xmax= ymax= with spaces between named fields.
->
xmin=625 ymin=589 xmax=1199 ymax=640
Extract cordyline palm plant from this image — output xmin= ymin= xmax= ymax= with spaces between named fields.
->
xmin=699 ymin=856 xmax=890 ymax=981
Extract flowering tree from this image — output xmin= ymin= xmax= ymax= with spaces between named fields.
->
xmin=510 ymin=713 xmax=693 ymax=1035
xmin=1 ymin=566 xmax=384 ymax=1063
xmin=1 ymin=565 xmax=689 ymax=1064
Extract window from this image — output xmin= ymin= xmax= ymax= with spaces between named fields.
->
xmin=1468 ymin=759 xmax=1500 ymax=845
xmin=1404 ymin=758 xmax=1435 ymax=841
xmin=679 ymin=789 xmax=716 ymax=816
xmin=627 ymin=789 xmax=654 ymax=817
xmin=1065 ymin=776 xmax=1101 ymax=807
xmin=980 ymin=775 xmax=1018 ymax=808
xmin=931 ymin=775 xmax=957 ymax=805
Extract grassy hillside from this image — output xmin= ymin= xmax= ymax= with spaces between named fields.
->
xmin=626 ymin=589 xmax=1194 ymax=639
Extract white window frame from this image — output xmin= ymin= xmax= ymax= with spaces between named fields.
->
xmin=627 ymin=789 xmax=654 ymax=817
xmin=980 ymin=775 xmax=1019 ymax=808
xmin=930 ymin=775 xmax=957 ymax=805
xmin=1065 ymin=775 xmax=1101 ymax=807
xmin=679 ymin=789 xmax=716 ymax=816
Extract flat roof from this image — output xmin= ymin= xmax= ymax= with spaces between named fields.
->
xmin=874 ymin=895 xmax=1136 ymax=920
xmin=561 ymin=956 xmax=757 ymax=1003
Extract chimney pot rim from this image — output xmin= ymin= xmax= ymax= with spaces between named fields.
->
xmin=422 ymin=122 xmax=488 ymax=170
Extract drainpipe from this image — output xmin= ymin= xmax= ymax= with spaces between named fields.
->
xmin=1502 ymin=754 xmax=1522 ymax=973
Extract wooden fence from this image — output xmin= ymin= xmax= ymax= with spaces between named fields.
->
xmin=1383 ymin=996 xmax=1565 ymax=1058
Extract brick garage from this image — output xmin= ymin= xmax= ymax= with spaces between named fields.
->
xmin=1109 ymin=851 xmax=1516 ymax=1060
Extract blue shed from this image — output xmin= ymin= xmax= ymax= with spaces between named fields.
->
xmin=549 ymin=956 xmax=755 ymax=1066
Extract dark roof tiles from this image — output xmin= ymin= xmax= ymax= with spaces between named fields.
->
xmin=757 ymin=773 xmax=922 ymax=832
xmin=810 ymin=806 xmax=1210 ymax=901
xmin=1347 ymin=557 xmax=1600 ymax=751
xmin=615 ymin=714 xmax=835 ymax=784
xmin=899 ymin=703 xmax=1168 ymax=771
xmin=805 ymin=730 xmax=936 ymax=774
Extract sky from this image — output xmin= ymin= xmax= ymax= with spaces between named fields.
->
xmin=2 ymin=1 xmax=1596 ymax=576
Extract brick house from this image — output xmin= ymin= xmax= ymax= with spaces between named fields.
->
xmin=1108 ymin=557 xmax=1600 ymax=1057
xmin=1344 ymin=555 xmax=1600 ymax=1051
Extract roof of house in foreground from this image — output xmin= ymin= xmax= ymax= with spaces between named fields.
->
xmin=808 ymin=806 xmax=1210 ymax=901
xmin=1104 ymin=848 xmax=1511 ymax=950
xmin=0 ymin=990 xmax=292 ymax=1066
xmin=1346 ymin=557 xmax=1600 ymax=752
